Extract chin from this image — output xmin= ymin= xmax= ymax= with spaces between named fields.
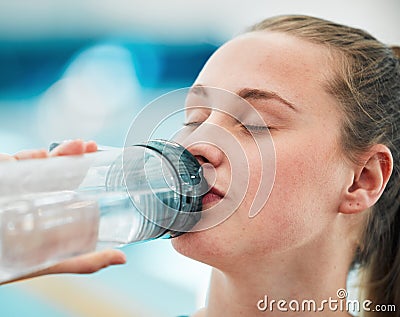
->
xmin=171 ymin=228 xmax=237 ymax=269
xmin=172 ymin=231 xmax=209 ymax=259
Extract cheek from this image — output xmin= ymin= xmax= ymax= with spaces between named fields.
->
xmin=250 ymin=142 xmax=344 ymax=250
xmin=172 ymin=137 xmax=345 ymax=263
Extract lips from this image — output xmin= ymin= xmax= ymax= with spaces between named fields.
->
xmin=202 ymin=186 xmax=224 ymax=207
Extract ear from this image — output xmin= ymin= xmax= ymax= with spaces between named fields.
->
xmin=339 ymin=144 xmax=393 ymax=214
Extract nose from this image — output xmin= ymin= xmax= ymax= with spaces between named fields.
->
xmin=184 ymin=142 xmax=221 ymax=191
xmin=185 ymin=142 xmax=224 ymax=169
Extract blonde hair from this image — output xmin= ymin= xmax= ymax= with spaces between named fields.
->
xmin=249 ymin=15 xmax=400 ymax=316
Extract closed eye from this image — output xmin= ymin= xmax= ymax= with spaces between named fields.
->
xmin=240 ymin=124 xmax=270 ymax=134
xmin=183 ymin=121 xmax=203 ymax=127
xmin=183 ymin=122 xmax=271 ymax=135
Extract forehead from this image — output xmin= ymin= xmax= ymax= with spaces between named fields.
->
xmin=195 ymin=31 xmax=337 ymax=113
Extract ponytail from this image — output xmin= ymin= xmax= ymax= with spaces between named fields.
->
xmin=359 ymin=196 xmax=400 ymax=316
xmin=391 ymin=45 xmax=400 ymax=59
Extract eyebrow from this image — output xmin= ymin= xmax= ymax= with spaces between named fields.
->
xmin=189 ymin=84 xmax=298 ymax=112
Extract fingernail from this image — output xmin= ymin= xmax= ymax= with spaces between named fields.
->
xmin=112 ymin=253 xmax=127 ymax=265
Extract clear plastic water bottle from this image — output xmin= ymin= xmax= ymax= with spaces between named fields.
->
xmin=0 ymin=139 xmax=206 ymax=283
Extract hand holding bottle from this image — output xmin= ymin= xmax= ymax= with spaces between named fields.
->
xmin=0 ymin=139 xmax=126 ymax=285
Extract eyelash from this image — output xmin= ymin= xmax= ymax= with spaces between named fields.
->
xmin=241 ymin=124 xmax=270 ymax=133
xmin=183 ymin=122 xmax=202 ymax=127
xmin=183 ymin=122 xmax=271 ymax=134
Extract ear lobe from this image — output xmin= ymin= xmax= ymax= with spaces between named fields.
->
xmin=339 ymin=145 xmax=393 ymax=215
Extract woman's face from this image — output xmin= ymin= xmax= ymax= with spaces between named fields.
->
xmin=172 ymin=31 xmax=351 ymax=268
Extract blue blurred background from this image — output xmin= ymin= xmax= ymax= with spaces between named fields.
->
xmin=0 ymin=1 xmax=399 ymax=316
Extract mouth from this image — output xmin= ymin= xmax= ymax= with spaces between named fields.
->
xmin=202 ymin=186 xmax=224 ymax=207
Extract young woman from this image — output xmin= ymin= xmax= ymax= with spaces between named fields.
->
xmin=170 ymin=15 xmax=400 ymax=317
xmin=2 ymin=15 xmax=399 ymax=317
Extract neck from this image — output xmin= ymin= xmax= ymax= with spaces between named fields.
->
xmin=201 ymin=236 xmax=355 ymax=317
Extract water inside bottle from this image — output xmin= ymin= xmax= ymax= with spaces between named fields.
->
xmin=0 ymin=191 xmax=99 ymax=281
xmin=96 ymin=187 xmax=181 ymax=248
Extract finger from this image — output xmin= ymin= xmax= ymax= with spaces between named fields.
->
xmin=0 ymin=153 xmax=17 ymax=161
xmin=13 ymin=149 xmax=49 ymax=160
xmin=49 ymin=139 xmax=86 ymax=157
xmin=84 ymin=140 xmax=98 ymax=153
xmin=0 ymin=250 xmax=126 ymax=285
xmin=41 ymin=249 xmax=126 ymax=275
